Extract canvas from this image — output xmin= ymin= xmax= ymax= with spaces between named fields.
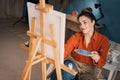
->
xmin=27 ymin=2 xmax=66 ymax=65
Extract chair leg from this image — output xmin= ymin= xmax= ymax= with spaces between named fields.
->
xmin=97 ymin=68 xmax=102 ymax=78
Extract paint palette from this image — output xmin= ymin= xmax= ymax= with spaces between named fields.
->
xmin=74 ymin=49 xmax=92 ymax=56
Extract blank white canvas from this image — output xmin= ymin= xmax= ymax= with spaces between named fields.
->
xmin=27 ymin=2 xmax=66 ymax=65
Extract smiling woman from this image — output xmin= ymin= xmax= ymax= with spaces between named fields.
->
xmin=51 ymin=7 xmax=110 ymax=80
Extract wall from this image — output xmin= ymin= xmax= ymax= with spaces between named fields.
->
xmin=0 ymin=0 xmax=24 ymax=18
xmin=99 ymin=0 xmax=120 ymax=43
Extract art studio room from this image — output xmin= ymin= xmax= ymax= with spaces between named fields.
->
xmin=0 ymin=0 xmax=120 ymax=80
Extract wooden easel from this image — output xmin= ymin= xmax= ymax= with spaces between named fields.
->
xmin=21 ymin=0 xmax=77 ymax=80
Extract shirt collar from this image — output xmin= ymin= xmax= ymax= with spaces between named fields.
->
xmin=81 ymin=31 xmax=98 ymax=41
xmin=92 ymin=31 xmax=98 ymax=41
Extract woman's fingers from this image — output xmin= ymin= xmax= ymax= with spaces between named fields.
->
xmin=91 ymin=51 xmax=100 ymax=63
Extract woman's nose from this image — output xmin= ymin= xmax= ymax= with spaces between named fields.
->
xmin=80 ymin=24 xmax=84 ymax=28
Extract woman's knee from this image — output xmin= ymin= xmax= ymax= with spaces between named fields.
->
xmin=64 ymin=60 xmax=77 ymax=71
xmin=50 ymin=60 xmax=77 ymax=80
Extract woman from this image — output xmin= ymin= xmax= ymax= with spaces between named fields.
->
xmin=51 ymin=8 xmax=110 ymax=80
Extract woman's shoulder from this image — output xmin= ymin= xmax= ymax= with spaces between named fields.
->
xmin=69 ymin=32 xmax=83 ymax=40
xmin=95 ymin=31 xmax=109 ymax=41
xmin=74 ymin=32 xmax=83 ymax=36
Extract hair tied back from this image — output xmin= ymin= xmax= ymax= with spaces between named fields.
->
xmin=81 ymin=7 xmax=93 ymax=13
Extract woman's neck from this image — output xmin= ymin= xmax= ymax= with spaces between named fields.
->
xmin=84 ymin=28 xmax=94 ymax=48
xmin=84 ymin=28 xmax=94 ymax=39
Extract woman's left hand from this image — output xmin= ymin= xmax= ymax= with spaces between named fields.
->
xmin=91 ymin=51 xmax=100 ymax=63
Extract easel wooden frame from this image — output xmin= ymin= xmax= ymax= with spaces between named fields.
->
xmin=21 ymin=0 xmax=77 ymax=80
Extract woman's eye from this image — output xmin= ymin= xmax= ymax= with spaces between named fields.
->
xmin=84 ymin=22 xmax=87 ymax=24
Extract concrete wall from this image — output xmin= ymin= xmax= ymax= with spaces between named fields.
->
xmin=99 ymin=0 xmax=120 ymax=43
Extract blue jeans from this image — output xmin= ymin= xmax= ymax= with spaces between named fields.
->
xmin=50 ymin=60 xmax=78 ymax=80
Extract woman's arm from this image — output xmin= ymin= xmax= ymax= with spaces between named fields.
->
xmin=64 ymin=33 xmax=80 ymax=59
xmin=91 ymin=37 xmax=110 ymax=67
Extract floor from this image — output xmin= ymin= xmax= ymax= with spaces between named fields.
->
xmin=0 ymin=18 xmax=42 ymax=80
xmin=0 ymin=18 xmax=120 ymax=80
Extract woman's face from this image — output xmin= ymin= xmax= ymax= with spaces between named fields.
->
xmin=78 ymin=16 xmax=95 ymax=34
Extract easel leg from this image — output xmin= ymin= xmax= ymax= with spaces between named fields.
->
xmin=50 ymin=24 xmax=62 ymax=80
xmin=26 ymin=68 xmax=31 ymax=80
xmin=21 ymin=37 xmax=41 ymax=80
xmin=42 ymin=61 xmax=47 ymax=80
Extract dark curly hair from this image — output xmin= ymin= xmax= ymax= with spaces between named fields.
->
xmin=77 ymin=7 xmax=97 ymax=26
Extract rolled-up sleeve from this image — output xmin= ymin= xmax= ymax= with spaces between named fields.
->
xmin=93 ymin=37 xmax=110 ymax=67
xmin=64 ymin=33 xmax=80 ymax=59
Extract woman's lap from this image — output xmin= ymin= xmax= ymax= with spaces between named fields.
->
xmin=50 ymin=59 xmax=98 ymax=80
xmin=50 ymin=60 xmax=78 ymax=80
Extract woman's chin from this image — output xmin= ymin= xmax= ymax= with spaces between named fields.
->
xmin=82 ymin=30 xmax=88 ymax=34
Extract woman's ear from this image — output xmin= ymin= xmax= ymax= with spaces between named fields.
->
xmin=92 ymin=20 xmax=95 ymax=26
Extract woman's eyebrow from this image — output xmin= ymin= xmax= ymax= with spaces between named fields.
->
xmin=82 ymin=20 xmax=87 ymax=23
